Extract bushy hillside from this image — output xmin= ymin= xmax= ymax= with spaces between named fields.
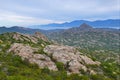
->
xmin=0 ymin=26 xmax=45 ymax=34
xmin=47 ymin=23 xmax=120 ymax=53
xmin=45 ymin=23 xmax=120 ymax=80
xmin=0 ymin=32 xmax=119 ymax=80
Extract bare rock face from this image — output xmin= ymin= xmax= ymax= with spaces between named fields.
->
xmin=79 ymin=55 xmax=100 ymax=65
xmin=12 ymin=32 xmax=48 ymax=43
xmin=8 ymin=43 xmax=100 ymax=74
xmin=44 ymin=45 xmax=100 ymax=74
xmin=8 ymin=43 xmax=57 ymax=71
xmin=34 ymin=32 xmax=49 ymax=42
xmin=29 ymin=54 xmax=57 ymax=70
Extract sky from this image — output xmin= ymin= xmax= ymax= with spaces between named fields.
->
xmin=0 ymin=0 xmax=120 ymax=27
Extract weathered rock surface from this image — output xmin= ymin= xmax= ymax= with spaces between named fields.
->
xmin=8 ymin=43 xmax=100 ymax=74
xmin=44 ymin=45 xmax=100 ymax=74
xmin=12 ymin=32 xmax=48 ymax=43
xmin=8 ymin=43 xmax=57 ymax=71
xmin=34 ymin=32 xmax=49 ymax=42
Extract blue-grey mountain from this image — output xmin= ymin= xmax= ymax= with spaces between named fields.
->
xmin=29 ymin=19 xmax=120 ymax=30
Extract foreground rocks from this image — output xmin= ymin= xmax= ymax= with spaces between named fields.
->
xmin=8 ymin=43 xmax=57 ymax=71
xmin=44 ymin=45 xmax=100 ymax=74
xmin=8 ymin=43 xmax=100 ymax=74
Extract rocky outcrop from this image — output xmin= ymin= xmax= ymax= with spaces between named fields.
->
xmin=8 ymin=43 xmax=100 ymax=74
xmin=12 ymin=32 xmax=48 ymax=43
xmin=34 ymin=32 xmax=49 ymax=42
xmin=8 ymin=43 xmax=57 ymax=71
xmin=44 ymin=45 xmax=100 ymax=74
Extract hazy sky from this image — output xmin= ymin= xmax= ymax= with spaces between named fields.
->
xmin=0 ymin=0 xmax=119 ymax=26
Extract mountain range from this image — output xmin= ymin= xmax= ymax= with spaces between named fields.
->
xmin=0 ymin=19 xmax=120 ymax=35
xmin=29 ymin=19 xmax=120 ymax=30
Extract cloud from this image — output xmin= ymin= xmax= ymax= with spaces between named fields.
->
xmin=0 ymin=13 xmax=63 ymax=26
xmin=0 ymin=0 xmax=119 ymax=26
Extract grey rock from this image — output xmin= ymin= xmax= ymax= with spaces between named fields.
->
xmin=8 ymin=43 xmax=57 ymax=71
xmin=12 ymin=32 xmax=49 ymax=44
xmin=44 ymin=45 xmax=100 ymax=74
xmin=8 ymin=43 xmax=100 ymax=74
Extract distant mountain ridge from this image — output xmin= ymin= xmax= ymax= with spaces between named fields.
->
xmin=0 ymin=26 xmax=45 ymax=34
xmin=29 ymin=19 xmax=120 ymax=29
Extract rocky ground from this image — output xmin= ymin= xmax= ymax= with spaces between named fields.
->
xmin=8 ymin=42 xmax=100 ymax=74
xmin=0 ymin=32 xmax=119 ymax=80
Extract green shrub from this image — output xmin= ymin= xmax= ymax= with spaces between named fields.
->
xmin=7 ymin=75 xmax=34 ymax=80
xmin=7 ymin=66 xmax=18 ymax=76
xmin=67 ymin=74 xmax=87 ymax=80
xmin=0 ymin=72 xmax=7 ymax=80
xmin=41 ymin=67 xmax=50 ymax=74
xmin=56 ymin=62 xmax=65 ymax=71
xmin=90 ymin=74 xmax=106 ymax=80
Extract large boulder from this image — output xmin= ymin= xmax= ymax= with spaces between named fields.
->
xmin=8 ymin=43 xmax=57 ymax=71
xmin=44 ymin=45 xmax=100 ymax=74
xmin=8 ymin=43 xmax=100 ymax=74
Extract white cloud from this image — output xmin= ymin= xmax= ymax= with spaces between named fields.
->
xmin=0 ymin=12 xmax=63 ymax=26
xmin=0 ymin=0 xmax=119 ymax=26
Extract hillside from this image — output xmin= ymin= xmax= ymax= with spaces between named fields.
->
xmin=47 ymin=23 xmax=120 ymax=53
xmin=45 ymin=23 xmax=120 ymax=80
xmin=0 ymin=26 xmax=45 ymax=34
xmin=0 ymin=24 xmax=119 ymax=80
xmin=0 ymin=26 xmax=64 ymax=36
xmin=0 ymin=32 xmax=119 ymax=80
